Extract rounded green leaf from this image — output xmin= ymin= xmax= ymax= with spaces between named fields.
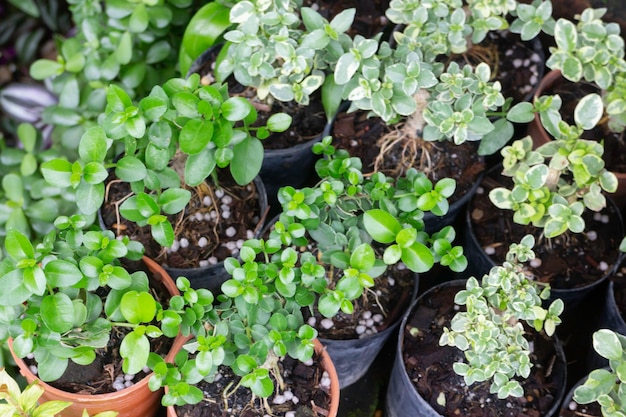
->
xmin=363 ymin=209 xmax=401 ymax=244
xmin=401 ymin=242 xmax=435 ymax=273
xmin=44 ymin=260 xmax=83 ymax=288
xmin=41 ymin=292 xmax=75 ymax=333
xmin=180 ymin=119 xmax=213 ymax=155
xmin=115 ymin=156 xmax=148 ymax=182
xmin=120 ymin=290 xmax=157 ymax=324
xmin=120 ymin=331 xmax=150 ymax=375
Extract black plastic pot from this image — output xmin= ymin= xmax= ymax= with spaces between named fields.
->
xmin=463 ymin=165 xmax=625 ymax=309
xmin=320 ymin=274 xmax=419 ymax=389
xmin=99 ymin=175 xmax=268 ymax=294
xmin=386 ymin=279 xmax=567 ymax=417
xmin=162 ymin=175 xmax=268 ymax=293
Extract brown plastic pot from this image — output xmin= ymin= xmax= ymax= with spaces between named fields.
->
xmin=9 ymin=256 xmax=184 ymax=417
xmin=527 ymin=69 xmax=626 ymax=209
xmin=165 ymin=338 xmax=341 ymax=417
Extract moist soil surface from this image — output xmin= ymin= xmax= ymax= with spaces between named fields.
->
xmin=24 ymin=259 xmax=174 ymax=395
xmin=468 ymin=169 xmax=623 ymax=290
xmin=560 ymin=399 xmax=602 ymax=417
xmin=101 ymin=172 xmax=266 ymax=269
xmin=171 ymin=353 xmax=332 ymax=417
xmin=402 ymin=282 xmax=566 ymax=417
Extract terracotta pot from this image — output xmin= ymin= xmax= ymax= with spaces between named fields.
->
xmin=165 ymin=338 xmax=340 ymax=417
xmin=9 ymin=256 xmax=184 ymax=417
xmin=527 ymin=69 xmax=626 ymax=209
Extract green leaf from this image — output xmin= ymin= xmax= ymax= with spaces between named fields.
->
xmin=115 ymin=156 xmax=148 ymax=182
xmin=593 ymin=329 xmax=623 ymax=361
xmin=5 ymin=229 xmax=34 ymax=260
xmin=116 ymin=31 xmax=133 ymax=65
xmin=120 ymin=331 xmax=150 ymax=374
xmin=79 ymin=127 xmax=108 ymax=162
xmin=76 ymin=182 xmax=104 ymax=215
xmin=30 ymin=59 xmax=63 ymax=80
xmin=158 ymin=188 xmax=192 ymax=214
xmin=185 ymin=148 xmax=216 ymax=187
xmin=180 ymin=119 xmax=213 ymax=155
xmin=44 ymin=260 xmax=83 ymax=287
xmin=120 ymin=291 xmax=157 ymax=324
xmin=363 ymin=209 xmax=401 ymax=244
xmin=574 ymin=93 xmax=603 ymax=130
xmin=349 ymin=244 xmax=375 ymax=271
xmin=40 ymin=293 xmax=75 ymax=333
xmin=151 ymin=219 xmax=175 ymax=247
xmin=40 ymin=160 xmax=73 ymax=187
xmin=179 ymin=2 xmax=230 ymax=76
xmin=266 ymin=113 xmax=292 ymax=132
xmin=401 ymin=242 xmax=435 ymax=273
xmin=231 ymin=137 xmax=263 ymax=185
xmin=222 ymin=97 xmax=252 ymax=121
xmin=129 ymin=3 xmax=149 ymax=33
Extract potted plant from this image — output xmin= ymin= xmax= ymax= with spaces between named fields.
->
xmin=387 ymin=235 xmax=567 ymax=417
xmin=0 ymin=213 xmax=215 ymax=417
xmin=39 ymin=73 xmax=291 ymax=291
xmin=263 ymin=137 xmax=467 ymax=387
xmin=0 ymin=367 xmax=118 ymax=417
xmin=524 ymin=7 xmax=626 ymax=208
xmin=182 ymin=0 xmax=357 ymax=205
xmin=328 ymin=0 xmax=554 ymax=230
xmin=473 ymin=91 xmax=624 ymax=305
xmin=561 ymin=328 xmax=626 ymax=417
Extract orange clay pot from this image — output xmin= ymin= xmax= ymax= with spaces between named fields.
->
xmin=165 ymin=338 xmax=340 ymax=417
xmin=9 ymin=256 xmax=183 ymax=417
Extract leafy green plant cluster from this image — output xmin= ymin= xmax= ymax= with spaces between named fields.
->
xmin=148 ymin=137 xmax=468 ymax=406
xmin=573 ymin=329 xmax=626 ymax=417
xmin=28 ymin=0 xmax=202 ymax=150
xmin=332 ymin=0 xmax=551 ymax=152
xmin=440 ymin=235 xmax=563 ymax=399
xmin=0 ymin=368 xmax=118 ymax=417
xmin=215 ymin=0 xmax=355 ymax=115
xmin=0 ymin=123 xmax=78 ymax=258
xmin=39 ymin=73 xmax=291 ymax=248
xmin=0 ymin=215 xmax=215 ymax=382
xmin=490 ymin=93 xmax=618 ymax=238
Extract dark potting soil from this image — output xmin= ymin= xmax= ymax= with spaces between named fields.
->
xmin=302 ymin=0 xmax=391 ymax=39
xmin=171 ymin=353 xmax=332 ymax=417
xmin=469 ymin=172 xmax=623 ymax=290
xmin=24 ymin=260 xmax=174 ymax=394
xmin=101 ymin=173 xmax=266 ymax=269
xmin=403 ymin=283 xmax=565 ymax=417
xmin=332 ymin=112 xmax=486 ymax=206
xmin=560 ymin=400 xmax=602 ymax=417
xmin=447 ymin=30 xmax=544 ymax=105
xmin=307 ymin=264 xmax=416 ymax=340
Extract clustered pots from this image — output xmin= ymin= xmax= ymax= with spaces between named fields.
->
xmin=3 ymin=0 xmax=626 ymax=416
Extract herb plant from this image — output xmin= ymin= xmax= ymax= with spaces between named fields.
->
xmin=0 ymin=215 xmax=214 ymax=383
xmin=148 ymin=137 xmax=468 ymax=408
xmin=573 ymin=329 xmax=626 ymax=417
xmin=440 ymin=235 xmax=563 ymax=399
xmin=40 ymin=74 xmax=291 ymax=248
xmin=489 ymin=93 xmax=618 ymax=238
